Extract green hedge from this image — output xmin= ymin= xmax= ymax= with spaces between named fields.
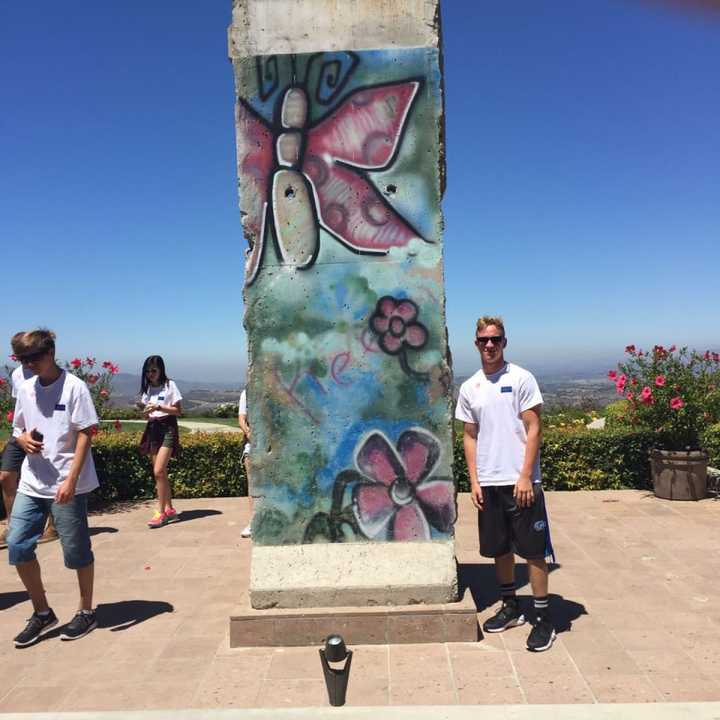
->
xmin=91 ymin=432 xmax=247 ymax=504
xmin=89 ymin=423 xmax=719 ymax=504
xmin=453 ymin=427 xmax=658 ymax=492
xmin=701 ymin=423 xmax=720 ymax=467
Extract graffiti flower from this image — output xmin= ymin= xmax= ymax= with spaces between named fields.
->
xmin=351 ymin=428 xmax=455 ymax=541
xmin=370 ymin=296 xmax=427 ymax=355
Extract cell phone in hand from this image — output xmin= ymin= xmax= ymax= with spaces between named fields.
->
xmin=31 ymin=429 xmax=44 ymax=442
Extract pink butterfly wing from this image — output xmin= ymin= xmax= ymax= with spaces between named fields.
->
xmin=235 ymin=101 xmax=274 ymax=283
xmin=302 ymin=82 xmax=424 ymax=253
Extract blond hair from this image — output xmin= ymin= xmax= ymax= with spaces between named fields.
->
xmin=476 ymin=316 xmax=505 ymax=336
xmin=15 ymin=329 xmax=56 ymax=356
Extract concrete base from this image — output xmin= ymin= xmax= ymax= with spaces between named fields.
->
xmin=230 ymin=589 xmax=477 ymax=648
xmin=249 ymin=540 xmax=458 ymax=609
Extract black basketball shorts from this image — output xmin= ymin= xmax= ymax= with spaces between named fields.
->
xmin=478 ymin=484 xmax=554 ymax=561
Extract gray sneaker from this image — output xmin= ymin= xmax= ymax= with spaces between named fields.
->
xmin=14 ymin=609 xmax=58 ymax=648
xmin=60 ymin=611 xmax=97 ymax=641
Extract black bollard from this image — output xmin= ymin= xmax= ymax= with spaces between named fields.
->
xmin=319 ymin=634 xmax=353 ymax=706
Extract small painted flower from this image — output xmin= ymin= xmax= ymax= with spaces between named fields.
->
xmin=351 ymin=428 xmax=455 ymax=541
xmin=369 ymin=296 xmax=428 ymax=356
xmin=670 ymin=396 xmax=684 ymax=410
xmin=655 ymin=375 xmax=666 ymax=387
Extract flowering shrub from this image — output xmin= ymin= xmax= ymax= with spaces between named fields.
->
xmin=0 ymin=372 xmax=13 ymax=436
xmin=607 ymin=345 xmax=720 ymax=450
xmin=64 ymin=357 xmax=119 ymax=418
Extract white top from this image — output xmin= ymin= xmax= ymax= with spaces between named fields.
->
xmin=142 ymin=380 xmax=182 ymax=419
xmin=455 ymin=362 xmax=543 ymax=486
xmin=11 ymin=365 xmax=34 ymax=398
xmin=238 ymin=389 xmax=247 ymax=415
xmin=13 ymin=370 xmax=99 ymax=498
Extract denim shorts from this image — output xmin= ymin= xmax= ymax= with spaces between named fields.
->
xmin=1 ymin=438 xmax=25 ymax=473
xmin=7 ymin=492 xmax=94 ymax=570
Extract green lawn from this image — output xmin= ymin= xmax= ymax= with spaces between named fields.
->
xmin=182 ymin=416 xmax=239 ymax=428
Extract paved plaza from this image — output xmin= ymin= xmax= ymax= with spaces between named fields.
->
xmin=0 ymin=490 xmax=719 ymax=713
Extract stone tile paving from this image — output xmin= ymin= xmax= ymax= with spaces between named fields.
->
xmin=0 ymin=491 xmax=719 ymax=712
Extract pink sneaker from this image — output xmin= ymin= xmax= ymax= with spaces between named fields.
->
xmin=147 ymin=511 xmax=168 ymax=529
xmin=164 ymin=508 xmax=179 ymax=523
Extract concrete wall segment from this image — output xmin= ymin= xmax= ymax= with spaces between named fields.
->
xmin=230 ymin=2 xmax=454 ymax=556
xmin=230 ymin=0 xmax=439 ymax=56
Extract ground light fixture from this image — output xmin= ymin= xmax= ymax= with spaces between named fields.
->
xmin=319 ymin=634 xmax=353 ymax=706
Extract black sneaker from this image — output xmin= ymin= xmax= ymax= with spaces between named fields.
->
xmin=60 ymin=611 xmax=97 ymax=641
xmin=13 ymin=609 xmax=58 ymax=648
xmin=526 ymin=616 xmax=556 ymax=652
xmin=482 ymin=599 xmax=526 ymax=633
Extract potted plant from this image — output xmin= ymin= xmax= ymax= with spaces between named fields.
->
xmin=608 ymin=345 xmax=720 ymax=500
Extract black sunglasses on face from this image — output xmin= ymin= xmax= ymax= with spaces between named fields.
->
xmin=475 ymin=336 xmax=504 ymax=346
xmin=17 ymin=350 xmax=47 ymax=363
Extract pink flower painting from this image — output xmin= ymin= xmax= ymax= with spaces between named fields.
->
xmin=351 ymin=428 xmax=455 ymax=541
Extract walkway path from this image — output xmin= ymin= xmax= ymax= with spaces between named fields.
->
xmin=177 ymin=420 xmax=243 ymax=433
xmin=0 ymin=491 xmax=719 ymax=712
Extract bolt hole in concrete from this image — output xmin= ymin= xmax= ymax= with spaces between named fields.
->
xmin=285 ymin=185 xmax=296 ymax=199
xmin=385 ymin=183 xmax=397 ymax=195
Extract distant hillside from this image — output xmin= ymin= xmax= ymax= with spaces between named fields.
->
xmin=109 ymin=373 xmax=242 ymax=411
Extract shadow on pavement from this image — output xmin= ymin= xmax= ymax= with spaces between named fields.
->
xmin=96 ymin=599 xmax=174 ymax=632
xmin=550 ymin=594 xmax=588 ymax=633
xmin=458 ymin=561 xmax=561 ymax=612
xmin=89 ymin=526 xmax=119 ymax=536
xmin=0 ymin=590 xmax=30 ymax=612
xmin=171 ymin=509 xmax=222 ymax=524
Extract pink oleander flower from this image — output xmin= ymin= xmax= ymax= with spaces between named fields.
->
xmin=669 ymin=345 xmax=676 ymax=352
xmin=6 ymin=411 xmax=13 ymax=423
xmin=640 ymin=386 xmax=653 ymax=405
xmin=626 ymin=392 xmax=634 ymax=402
xmin=615 ymin=379 xmax=626 ymax=394
xmin=625 ymin=345 xmax=636 ymax=354
xmin=102 ymin=361 xmax=113 ymax=369
xmin=99 ymin=389 xmax=109 ymax=397
xmin=655 ymin=375 xmax=666 ymax=387
xmin=713 ymin=352 xmax=720 ymax=363
xmin=84 ymin=356 xmax=96 ymax=367
xmin=9 ymin=354 xmax=17 ymax=362
xmin=670 ymin=396 xmax=684 ymax=410
xmin=704 ymin=351 xmax=711 ymax=361
xmin=70 ymin=358 xmax=82 ymax=369
xmin=114 ymin=419 xmax=122 ymax=431
xmin=110 ymin=363 xmax=119 ymax=375
xmin=608 ymin=370 xmax=617 ymax=381
xmin=351 ymin=428 xmax=455 ymax=541
xmin=630 ymin=378 xmax=638 ymax=386
xmin=0 ymin=378 xmax=6 ymax=387
xmin=87 ymin=374 xmax=99 ymax=385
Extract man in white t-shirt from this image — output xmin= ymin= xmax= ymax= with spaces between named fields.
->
xmin=1 ymin=333 xmax=58 ymax=549
xmin=238 ymin=389 xmax=252 ymax=538
xmin=6 ymin=329 xmax=100 ymax=647
xmin=455 ymin=316 xmax=556 ymax=652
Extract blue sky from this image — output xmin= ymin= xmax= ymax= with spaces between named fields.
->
xmin=2 ymin=1 xmax=718 ymax=381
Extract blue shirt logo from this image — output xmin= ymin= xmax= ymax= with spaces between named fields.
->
xmin=501 ymin=386 xmax=512 ymax=393
xmin=54 ymin=403 xmax=66 ymax=411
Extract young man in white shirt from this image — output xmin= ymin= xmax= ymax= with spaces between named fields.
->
xmin=7 ymin=330 xmax=100 ymax=647
xmin=238 ymin=388 xmax=252 ymax=538
xmin=455 ymin=316 xmax=556 ymax=652
xmin=0 ymin=333 xmax=58 ymax=549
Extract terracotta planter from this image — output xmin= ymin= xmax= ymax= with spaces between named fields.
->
xmin=649 ymin=449 xmax=708 ymax=500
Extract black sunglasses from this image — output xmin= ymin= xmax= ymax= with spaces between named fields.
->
xmin=17 ymin=350 xmax=48 ymax=363
xmin=475 ymin=335 xmax=504 ymax=346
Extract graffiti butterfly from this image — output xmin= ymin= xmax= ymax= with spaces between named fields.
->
xmin=236 ymin=78 xmax=427 ymax=285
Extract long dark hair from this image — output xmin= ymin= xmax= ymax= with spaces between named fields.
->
xmin=140 ymin=355 xmax=169 ymax=394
